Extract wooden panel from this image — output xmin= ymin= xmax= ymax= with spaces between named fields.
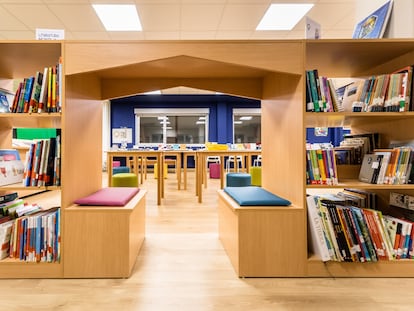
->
xmin=261 ymin=72 xmax=305 ymax=206
xmin=65 ymin=41 xmax=304 ymax=77
xmin=101 ymin=77 xmax=263 ymax=101
xmin=62 ymin=74 xmax=103 ymax=209
xmin=0 ymin=262 xmax=62 ymax=279
xmin=64 ymin=190 xmax=146 ymax=278
xmin=218 ymin=193 xmax=240 ymax=275
xmin=305 ymin=39 xmax=414 ymax=76
xmin=218 ymin=190 xmax=306 ymax=277
xmin=307 ymin=258 xmax=414 ymax=277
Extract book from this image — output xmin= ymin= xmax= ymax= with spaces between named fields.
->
xmin=0 ymin=192 xmax=18 ymax=204
xmin=28 ymin=71 xmax=43 ymax=113
xmin=358 ymin=154 xmax=382 ymax=184
xmin=0 ymin=219 xmax=14 ymax=259
xmin=323 ymin=200 xmax=353 ymax=262
xmin=341 ymin=79 xmax=366 ymax=112
xmin=306 ymin=195 xmax=331 ymax=262
xmin=38 ymin=67 xmax=49 ymax=113
xmin=0 ymin=89 xmax=11 ymax=113
xmin=0 ymin=149 xmax=25 ymax=186
xmin=352 ymin=0 xmax=394 ymax=39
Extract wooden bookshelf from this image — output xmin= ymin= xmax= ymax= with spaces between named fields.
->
xmin=0 ymin=41 xmax=63 ymax=279
xmin=2 ymin=39 xmax=414 ymax=278
xmin=303 ymin=39 xmax=414 ymax=276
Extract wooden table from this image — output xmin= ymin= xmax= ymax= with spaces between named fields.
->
xmin=107 ymin=150 xmax=164 ymax=205
xmin=195 ymin=150 xmax=261 ymax=203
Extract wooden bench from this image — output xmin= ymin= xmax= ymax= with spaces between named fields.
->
xmin=64 ymin=189 xmax=147 ymax=278
xmin=218 ymin=187 xmax=306 ymax=277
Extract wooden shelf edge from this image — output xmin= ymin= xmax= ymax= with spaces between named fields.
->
xmin=0 ymin=261 xmax=62 ymax=279
xmin=307 ymin=257 xmax=414 ymax=277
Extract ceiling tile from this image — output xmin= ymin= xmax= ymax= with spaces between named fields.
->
xmin=180 ymin=31 xmax=216 ymax=40
xmin=69 ymin=31 xmax=111 ymax=40
xmin=215 ymin=31 xmax=253 ymax=39
xmin=144 ymin=31 xmax=180 ymax=40
xmin=0 ymin=6 xmax=28 ymax=30
xmin=0 ymin=30 xmax=36 ymax=40
xmin=219 ymin=4 xmax=268 ymax=30
xmin=48 ymin=4 xmax=104 ymax=31
xmin=108 ymin=31 xmax=145 ymax=40
xmin=3 ymin=4 xmax=65 ymax=29
xmin=181 ymin=4 xmax=225 ymax=31
xmin=139 ymin=4 xmax=180 ymax=31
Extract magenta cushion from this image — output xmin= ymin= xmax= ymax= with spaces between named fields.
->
xmin=74 ymin=187 xmax=139 ymax=206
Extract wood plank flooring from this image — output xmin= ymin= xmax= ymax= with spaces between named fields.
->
xmin=1 ymin=170 xmax=414 ymax=310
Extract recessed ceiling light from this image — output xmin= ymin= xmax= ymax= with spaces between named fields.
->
xmin=93 ymin=4 xmax=142 ymax=31
xmin=234 ymin=121 xmax=243 ymax=124
xmin=196 ymin=121 xmax=205 ymax=125
xmin=256 ymin=3 xmax=314 ymax=30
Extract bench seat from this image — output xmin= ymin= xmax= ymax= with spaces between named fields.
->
xmin=223 ymin=186 xmax=291 ymax=206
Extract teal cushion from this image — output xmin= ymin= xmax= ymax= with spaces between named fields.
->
xmin=224 ymin=186 xmax=291 ymax=206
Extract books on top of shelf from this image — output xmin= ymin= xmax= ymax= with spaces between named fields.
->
xmin=10 ymin=57 xmax=62 ymax=114
xmin=352 ymin=0 xmax=393 ymax=39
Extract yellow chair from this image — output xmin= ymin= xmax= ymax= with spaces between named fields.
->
xmin=154 ymin=163 xmax=168 ymax=179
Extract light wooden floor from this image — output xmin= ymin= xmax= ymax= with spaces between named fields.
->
xmin=2 ymin=170 xmax=414 ymax=310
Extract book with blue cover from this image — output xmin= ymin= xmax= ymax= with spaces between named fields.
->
xmin=352 ymin=1 xmax=393 ymax=39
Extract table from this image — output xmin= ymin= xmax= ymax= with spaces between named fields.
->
xmin=195 ymin=150 xmax=261 ymax=203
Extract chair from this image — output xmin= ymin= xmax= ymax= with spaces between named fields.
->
xmin=225 ymin=155 xmax=243 ymax=173
xmin=253 ymin=155 xmax=262 ymax=167
xmin=206 ymin=156 xmax=220 ymax=168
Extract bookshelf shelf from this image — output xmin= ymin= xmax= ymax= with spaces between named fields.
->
xmin=0 ymin=41 xmax=63 ymax=279
xmin=305 ymin=112 xmax=414 ymax=128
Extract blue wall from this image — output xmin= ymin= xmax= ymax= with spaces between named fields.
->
xmin=306 ymin=127 xmax=350 ymax=146
xmin=111 ymin=94 xmax=260 ymax=145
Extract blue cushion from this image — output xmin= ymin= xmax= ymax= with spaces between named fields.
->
xmin=224 ymin=186 xmax=291 ymax=206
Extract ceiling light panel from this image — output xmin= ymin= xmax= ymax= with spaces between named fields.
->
xmin=256 ymin=3 xmax=314 ymax=30
xmin=93 ymin=4 xmax=142 ymax=31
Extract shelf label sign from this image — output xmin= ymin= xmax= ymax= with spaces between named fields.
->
xmin=36 ymin=29 xmax=65 ymax=40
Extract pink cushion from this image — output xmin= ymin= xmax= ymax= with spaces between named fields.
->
xmin=74 ymin=187 xmax=139 ymax=206
xmin=112 ymin=161 xmax=121 ymax=167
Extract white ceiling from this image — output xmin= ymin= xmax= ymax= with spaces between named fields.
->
xmin=0 ymin=0 xmax=357 ymax=41
xmin=0 ymin=0 xmax=359 ymax=94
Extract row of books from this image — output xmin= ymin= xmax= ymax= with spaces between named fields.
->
xmin=307 ymin=190 xmax=414 ymax=262
xmin=9 ymin=58 xmax=62 ymax=113
xmin=306 ymin=143 xmax=338 ymax=185
xmin=22 ymin=134 xmax=61 ymax=187
xmin=306 ymin=65 xmax=413 ymax=113
xmin=359 ymin=147 xmax=414 ymax=185
xmin=0 ymin=192 xmax=60 ymax=262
